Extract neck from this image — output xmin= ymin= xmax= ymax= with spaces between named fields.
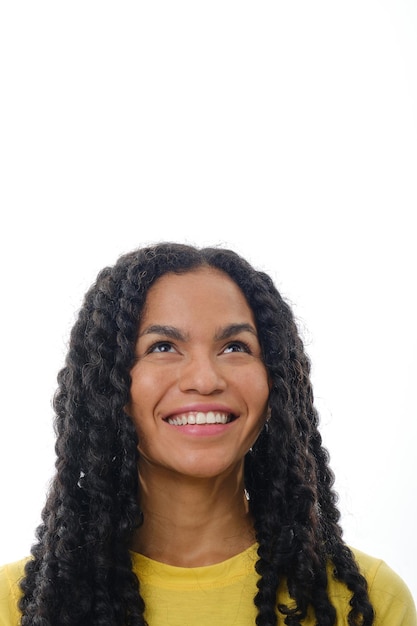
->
xmin=130 ymin=460 xmax=255 ymax=567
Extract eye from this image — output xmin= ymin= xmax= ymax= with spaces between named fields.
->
xmin=147 ymin=341 xmax=176 ymax=354
xmin=223 ymin=341 xmax=251 ymax=354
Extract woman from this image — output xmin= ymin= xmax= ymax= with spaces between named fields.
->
xmin=0 ymin=242 xmax=415 ymax=625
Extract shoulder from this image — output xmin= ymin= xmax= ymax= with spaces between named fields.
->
xmin=0 ymin=558 xmax=28 ymax=626
xmin=351 ymin=547 xmax=417 ymax=626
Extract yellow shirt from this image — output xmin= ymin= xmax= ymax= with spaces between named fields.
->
xmin=0 ymin=545 xmax=415 ymax=625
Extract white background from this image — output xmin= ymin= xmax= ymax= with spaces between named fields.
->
xmin=0 ymin=1 xmax=416 ymax=600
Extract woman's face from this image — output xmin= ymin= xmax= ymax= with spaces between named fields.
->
xmin=127 ymin=267 xmax=270 ymax=480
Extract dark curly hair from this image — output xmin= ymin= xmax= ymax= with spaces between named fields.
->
xmin=19 ymin=242 xmax=374 ymax=625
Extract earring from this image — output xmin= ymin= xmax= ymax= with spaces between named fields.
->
xmin=135 ymin=510 xmax=144 ymax=528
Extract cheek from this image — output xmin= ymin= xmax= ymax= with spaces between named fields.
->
xmin=127 ymin=366 xmax=171 ymax=427
xmin=125 ymin=373 xmax=150 ymax=424
xmin=248 ymin=367 xmax=270 ymax=408
xmin=129 ymin=366 xmax=159 ymax=404
xmin=235 ymin=367 xmax=270 ymax=429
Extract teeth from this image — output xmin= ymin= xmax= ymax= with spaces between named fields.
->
xmin=167 ymin=411 xmax=232 ymax=426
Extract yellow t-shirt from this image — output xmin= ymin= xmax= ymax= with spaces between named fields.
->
xmin=0 ymin=545 xmax=415 ymax=625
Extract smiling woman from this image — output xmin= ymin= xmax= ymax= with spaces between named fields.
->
xmin=126 ymin=269 xmax=270 ymax=566
xmin=0 ymin=243 xmax=415 ymax=626
xmin=127 ymin=269 xmax=269 ymax=490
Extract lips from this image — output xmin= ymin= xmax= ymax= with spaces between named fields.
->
xmin=165 ymin=411 xmax=236 ymax=426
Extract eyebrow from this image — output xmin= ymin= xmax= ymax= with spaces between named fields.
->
xmin=139 ymin=323 xmax=257 ymax=342
xmin=139 ymin=325 xmax=188 ymax=341
xmin=214 ymin=323 xmax=258 ymax=341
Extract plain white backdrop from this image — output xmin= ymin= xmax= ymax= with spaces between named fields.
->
xmin=0 ymin=1 xmax=416 ymax=600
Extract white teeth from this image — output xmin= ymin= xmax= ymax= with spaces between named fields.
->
xmin=166 ymin=411 xmax=232 ymax=426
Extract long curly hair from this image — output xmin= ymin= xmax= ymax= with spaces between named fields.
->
xmin=19 ymin=242 xmax=374 ymax=626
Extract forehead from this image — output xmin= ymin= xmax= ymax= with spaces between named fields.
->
xmin=140 ymin=268 xmax=255 ymax=326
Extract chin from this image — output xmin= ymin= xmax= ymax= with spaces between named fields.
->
xmin=174 ymin=458 xmax=243 ymax=481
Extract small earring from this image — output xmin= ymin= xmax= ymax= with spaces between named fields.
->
xmin=135 ymin=510 xmax=144 ymax=528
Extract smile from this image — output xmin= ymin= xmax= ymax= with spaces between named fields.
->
xmin=165 ymin=411 xmax=235 ymax=426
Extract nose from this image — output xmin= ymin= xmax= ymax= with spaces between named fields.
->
xmin=178 ymin=352 xmax=226 ymax=395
